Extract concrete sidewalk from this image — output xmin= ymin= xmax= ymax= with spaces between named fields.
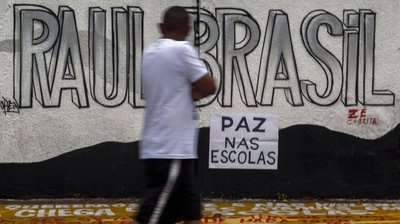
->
xmin=0 ymin=199 xmax=399 ymax=223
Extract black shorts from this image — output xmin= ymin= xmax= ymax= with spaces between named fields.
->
xmin=136 ymin=159 xmax=201 ymax=224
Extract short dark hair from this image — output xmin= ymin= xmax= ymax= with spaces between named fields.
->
xmin=161 ymin=6 xmax=190 ymax=32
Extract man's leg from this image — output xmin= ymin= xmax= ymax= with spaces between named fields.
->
xmin=176 ymin=159 xmax=202 ymax=224
xmin=136 ymin=159 xmax=182 ymax=224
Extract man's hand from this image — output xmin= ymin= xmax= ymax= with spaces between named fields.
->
xmin=192 ymin=74 xmax=216 ymax=101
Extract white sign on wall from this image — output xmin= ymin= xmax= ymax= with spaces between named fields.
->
xmin=209 ymin=113 xmax=279 ymax=170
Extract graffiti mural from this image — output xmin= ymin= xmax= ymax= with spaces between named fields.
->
xmin=0 ymin=0 xmax=399 ymax=199
xmin=13 ymin=5 xmax=146 ymax=108
xmin=12 ymin=6 xmax=395 ymax=109
xmin=0 ymin=1 xmax=398 ymax=156
xmin=0 ymin=1 xmax=397 ymax=163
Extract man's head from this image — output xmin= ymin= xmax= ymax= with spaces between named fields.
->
xmin=159 ymin=6 xmax=190 ymax=41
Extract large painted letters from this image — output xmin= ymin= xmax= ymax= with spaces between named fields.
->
xmin=14 ymin=5 xmax=88 ymax=108
xmin=301 ymin=10 xmax=343 ymax=106
xmin=13 ymin=5 xmax=395 ymax=109
xmin=256 ymin=10 xmax=303 ymax=107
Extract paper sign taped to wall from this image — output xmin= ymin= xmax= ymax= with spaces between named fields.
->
xmin=209 ymin=113 xmax=279 ymax=170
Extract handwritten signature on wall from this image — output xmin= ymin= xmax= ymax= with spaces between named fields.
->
xmin=0 ymin=97 xmax=19 ymax=115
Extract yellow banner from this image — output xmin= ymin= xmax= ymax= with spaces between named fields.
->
xmin=0 ymin=201 xmax=399 ymax=223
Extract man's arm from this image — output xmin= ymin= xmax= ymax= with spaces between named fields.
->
xmin=192 ymin=73 xmax=216 ymax=101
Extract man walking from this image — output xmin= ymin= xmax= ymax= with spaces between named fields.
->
xmin=136 ymin=6 xmax=216 ymax=224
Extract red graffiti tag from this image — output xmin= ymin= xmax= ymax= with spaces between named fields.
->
xmin=347 ymin=108 xmax=378 ymax=126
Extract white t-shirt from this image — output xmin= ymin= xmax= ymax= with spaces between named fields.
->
xmin=140 ymin=39 xmax=208 ymax=159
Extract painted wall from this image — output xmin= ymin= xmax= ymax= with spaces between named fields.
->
xmin=0 ymin=0 xmax=399 ymax=199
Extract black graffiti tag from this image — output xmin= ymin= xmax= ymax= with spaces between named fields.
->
xmin=0 ymin=97 xmax=20 ymax=115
